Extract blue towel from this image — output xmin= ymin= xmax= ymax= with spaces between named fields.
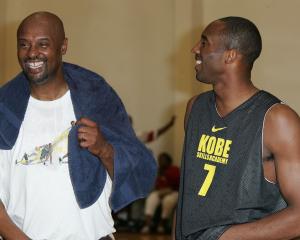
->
xmin=0 ymin=62 xmax=157 ymax=211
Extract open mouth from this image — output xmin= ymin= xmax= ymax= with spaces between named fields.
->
xmin=195 ymin=59 xmax=202 ymax=71
xmin=24 ymin=60 xmax=47 ymax=76
xmin=196 ymin=60 xmax=202 ymax=65
xmin=26 ymin=61 xmax=45 ymax=70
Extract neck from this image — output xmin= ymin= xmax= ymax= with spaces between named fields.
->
xmin=30 ymin=78 xmax=69 ymax=101
xmin=213 ymin=78 xmax=259 ymax=117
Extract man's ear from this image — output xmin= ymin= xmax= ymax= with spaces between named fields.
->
xmin=225 ymin=49 xmax=237 ymax=64
xmin=61 ymin=38 xmax=68 ymax=55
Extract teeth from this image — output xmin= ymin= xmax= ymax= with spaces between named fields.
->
xmin=27 ymin=61 xmax=44 ymax=69
xmin=196 ymin=60 xmax=202 ymax=65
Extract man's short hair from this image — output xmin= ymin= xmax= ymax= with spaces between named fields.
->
xmin=159 ymin=152 xmax=173 ymax=165
xmin=218 ymin=16 xmax=262 ymax=69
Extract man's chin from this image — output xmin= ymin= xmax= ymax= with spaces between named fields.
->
xmin=26 ymin=73 xmax=49 ymax=86
xmin=196 ymin=76 xmax=210 ymax=84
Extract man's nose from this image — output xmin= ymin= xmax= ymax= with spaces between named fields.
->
xmin=191 ymin=41 xmax=201 ymax=54
xmin=28 ymin=46 xmax=39 ymax=59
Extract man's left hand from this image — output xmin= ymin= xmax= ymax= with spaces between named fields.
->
xmin=75 ymin=117 xmax=114 ymax=177
xmin=76 ymin=117 xmax=109 ymax=156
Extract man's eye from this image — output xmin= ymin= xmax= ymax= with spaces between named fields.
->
xmin=19 ymin=43 xmax=29 ymax=49
xmin=201 ymin=41 xmax=206 ymax=47
xmin=39 ymin=43 xmax=49 ymax=48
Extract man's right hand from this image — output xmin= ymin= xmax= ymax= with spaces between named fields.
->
xmin=0 ymin=200 xmax=30 ymax=240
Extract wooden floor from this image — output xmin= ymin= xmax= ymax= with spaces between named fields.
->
xmin=115 ymin=232 xmax=171 ymax=240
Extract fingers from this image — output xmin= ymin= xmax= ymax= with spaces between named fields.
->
xmin=78 ymin=135 xmax=93 ymax=148
xmin=75 ymin=117 xmax=97 ymax=127
xmin=73 ymin=118 xmax=99 ymax=139
xmin=73 ymin=117 xmax=106 ymax=154
xmin=77 ymin=126 xmax=97 ymax=134
xmin=77 ymin=126 xmax=98 ymax=145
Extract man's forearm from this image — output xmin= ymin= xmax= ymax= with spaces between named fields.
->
xmin=220 ymin=206 xmax=300 ymax=240
xmin=0 ymin=200 xmax=29 ymax=240
xmin=97 ymin=142 xmax=114 ymax=179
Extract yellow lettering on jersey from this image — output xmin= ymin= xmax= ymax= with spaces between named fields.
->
xmin=197 ymin=134 xmax=232 ymax=165
xmin=198 ymin=134 xmax=210 ymax=152
xmin=214 ymin=138 xmax=225 ymax=156
xmin=198 ymin=163 xmax=216 ymax=196
xmin=206 ymin=136 xmax=216 ymax=154
xmin=222 ymin=140 xmax=232 ymax=158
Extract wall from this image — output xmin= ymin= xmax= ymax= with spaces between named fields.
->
xmin=200 ymin=0 xmax=300 ymax=113
xmin=2 ymin=0 xmax=300 ymax=165
xmin=172 ymin=0 xmax=205 ymax=164
xmin=175 ymin=0 xmax=300 ymax=162
xmin=2 ymin=0 xmax=176 ymax=160
xmin=0 ymin=0 xmax=5 ymax=81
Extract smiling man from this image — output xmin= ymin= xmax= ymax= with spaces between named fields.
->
xmin=175 ymin=17 xmax=300 ymax=240
xmin=0 ymin=12 xmax=156 ymax=240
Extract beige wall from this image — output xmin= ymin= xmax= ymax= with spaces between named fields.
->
xmin=2 ymin=0 xmax=177 ymax=160
xmin=2 ymin=0 xmax=300 ymax=164
xmin=200 ymin=0 xmax=300 ymax=113
xmin=172 ymin=0 xmax=204 ymax=164
xmin=0 ymin=0 xmax=5 ymax=81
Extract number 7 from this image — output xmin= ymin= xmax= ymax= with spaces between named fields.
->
xmin=198 ymin=163 xmax=216 ymax=197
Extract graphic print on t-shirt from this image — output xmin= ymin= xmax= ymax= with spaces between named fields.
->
xmin=15 ymin=126 xmax=71 ymax=166
xmin=196 ymin=124 xmax=233 ymax=196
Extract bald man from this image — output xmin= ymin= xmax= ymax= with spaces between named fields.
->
xmin=0 ymin=12 xmax=156 ymax=240
xmin=175 ymin=17 xmax=300 ymax=239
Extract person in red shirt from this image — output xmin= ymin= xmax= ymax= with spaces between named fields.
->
xmin=141 ymin=152 xmax=180 ymax=234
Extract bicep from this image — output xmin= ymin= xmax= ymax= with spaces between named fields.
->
xmin=264 ymin=104 xmax=300 ymax=206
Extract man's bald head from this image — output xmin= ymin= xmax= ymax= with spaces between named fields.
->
xmin=17 ymin=11 xmax=65 ymax=42
xmin=17 ymin=11 xmax=68 ymax=86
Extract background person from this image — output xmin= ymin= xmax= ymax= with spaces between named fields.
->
xmin=142 ymin=152 xmax=180 ymax=234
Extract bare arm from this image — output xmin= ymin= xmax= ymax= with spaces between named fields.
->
xmin=0 ymin=200 xmax=30 ymax=240
xmin=220 ymin=104 xmax=300 ymax=240
xmin=76 ymin=118 xmax=114 ymax=178
xmin=139 ymin=115 xmax=176 ymax=144
xmin=157 ymin=115 xmax=176 ymax=137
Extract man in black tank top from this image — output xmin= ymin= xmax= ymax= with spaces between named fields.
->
xmin=175 ymin=16 xmax=300 ymax=240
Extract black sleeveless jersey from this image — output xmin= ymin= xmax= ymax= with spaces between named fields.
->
xmin=176 ymin=90 xmax=287 ymax=239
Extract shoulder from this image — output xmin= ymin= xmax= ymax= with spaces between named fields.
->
xmin=63 ymin=62 xmax=110 ymax=89
xmin=184 ymin=95 xmax=198 ymax=131
xmin=265 ymin=103 xmax=300 ymax=131
xmin=0 ymin=73 xmax=29 ymax=95
xmin=63 ymin=62 xmax=103 ymax=79
xmin=63 ymin=62 xmax=122 ymax=99
xmin=264 ymin=103 xmax=300 ymax=152
xmin=186 ymin=95 xmax=198 ymax=114
xmin=184 ymin=91 xmax=213 ymax=130
xmin=187 ymin=91 xmax=213 ymax=110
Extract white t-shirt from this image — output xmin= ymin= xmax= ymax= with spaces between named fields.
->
xmin=0 ymin=91 xmax=115 ymax=240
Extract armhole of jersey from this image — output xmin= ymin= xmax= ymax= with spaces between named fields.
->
xmin=184 ymin=95 xmax=199 ymax=131
xmin=262 ymin=102 xmax=284 ymax=184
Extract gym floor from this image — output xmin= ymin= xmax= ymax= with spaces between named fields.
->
xmin=115 ymin=232 xmax=172 ymax=240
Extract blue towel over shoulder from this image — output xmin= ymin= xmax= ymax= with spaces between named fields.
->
xmin=0 ymin=62 xmax=157 ymax=211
